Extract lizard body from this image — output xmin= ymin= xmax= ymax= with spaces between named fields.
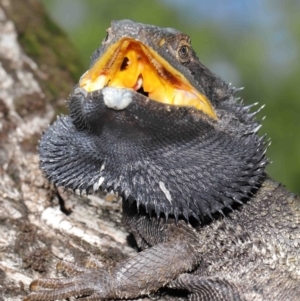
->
xmin=25 ymin=20 xmax=300 ymax=301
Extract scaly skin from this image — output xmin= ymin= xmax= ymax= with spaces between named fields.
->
xmin=25 ymin=178 xmax=300 ymax=300
xmin=25 ymin=20 xmax=300 ymax=301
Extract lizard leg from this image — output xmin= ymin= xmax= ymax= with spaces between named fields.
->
xmin=169 ymin=274 xmax=247 ymax=301
xmin=25 ymin=238 xmax=200 ymax=301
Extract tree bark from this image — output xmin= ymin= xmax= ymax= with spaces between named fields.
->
xmin=0 ymin=1 xmax=134 ymax=300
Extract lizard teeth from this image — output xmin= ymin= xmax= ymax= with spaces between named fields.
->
xmin=133 ymin=75 xmax=143 ymax=91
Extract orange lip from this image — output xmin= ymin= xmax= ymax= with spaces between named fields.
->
xmin=79 ymin=38 xmax=217 ymax=119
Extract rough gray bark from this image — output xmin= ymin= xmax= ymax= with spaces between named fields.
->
xmin=0 ymin=1 xmax=134 ymax=300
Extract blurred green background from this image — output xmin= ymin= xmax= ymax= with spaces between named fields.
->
xmin=40 ymin=0 xmax=300 ymax=194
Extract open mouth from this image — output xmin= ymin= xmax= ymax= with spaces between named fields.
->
xmin=79 ymin=38 xmax=216 ymax=119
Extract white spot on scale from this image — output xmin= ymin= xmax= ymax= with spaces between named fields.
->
xmin=93 ymin=176 xmax=105 ymax=191
xmin=99 ymin=176 xmax=105 ymax=186
xmin=93 ymin=182 xmax=99 ymax=191
xmin=74 ymin=189 xmax=86 ymax=195
xmin=103 ymin=87 xmax=132 ymax=110
xmin=159 ymin=181 xmax=172 ymax=204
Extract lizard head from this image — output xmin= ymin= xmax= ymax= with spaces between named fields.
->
xmin=39 ymin=20 xmax=267 ymax=222
xmin=79 ymin=20 xmax=216 ymax=119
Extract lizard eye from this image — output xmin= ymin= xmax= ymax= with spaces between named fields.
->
xmin=178 ymin=45 xmax=190 ymax=62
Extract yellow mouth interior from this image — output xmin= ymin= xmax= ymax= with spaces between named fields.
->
xmin=79 ymin=38 xmax=216 ymax=119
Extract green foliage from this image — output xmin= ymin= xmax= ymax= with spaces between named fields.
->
xmin=40 ymin=0 xmax=300 ymax=194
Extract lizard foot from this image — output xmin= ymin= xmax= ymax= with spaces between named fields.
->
xmin=24 ymin=260 xmax=113 ymax=301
